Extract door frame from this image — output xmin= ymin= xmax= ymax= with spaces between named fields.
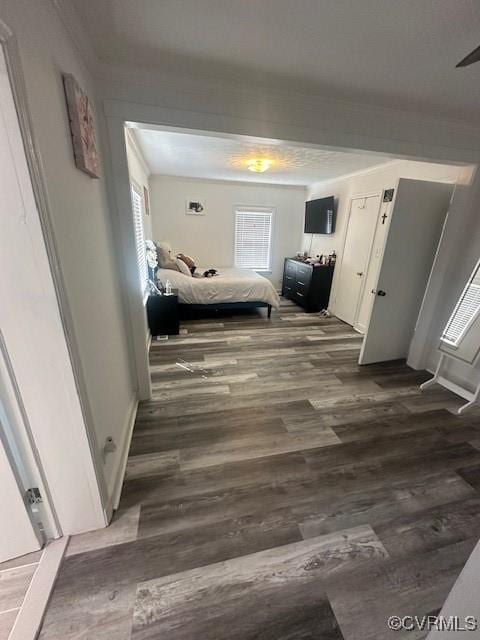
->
xmin=0 ymin=21 xmax=109 ymax=525
xmin=334 ymin=190 xmax=382 ymax=327
xmin=0 ymin=332 xmax=60 ymax=544
xmin=102 ymin=88 xmax=476 ymax=409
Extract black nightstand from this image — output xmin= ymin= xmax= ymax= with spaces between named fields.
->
xmin=146 ymin=290 xmax=179 ymax=336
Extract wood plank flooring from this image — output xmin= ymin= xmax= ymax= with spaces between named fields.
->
xmin=39 ymin=299 xmax=480 ymax=639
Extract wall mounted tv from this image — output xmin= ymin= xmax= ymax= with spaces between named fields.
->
xmin=304 ymin=196 xmax=336 ymax=234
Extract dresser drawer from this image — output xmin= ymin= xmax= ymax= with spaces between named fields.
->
xmin=292 ymin=289 xmax=307 ymax=306
xmin=285 ymin=261 xmax=296 ymax=277
xmin=295 ymin=267 xmax=312 ymax=289
xmin=294 ymin=280 xmax=308 ymax=297
xmin=295 ymin=263 xmax=312 ymax=278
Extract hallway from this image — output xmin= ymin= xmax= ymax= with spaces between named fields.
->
xmin=40 ymin=300 xmax=480 ymax=639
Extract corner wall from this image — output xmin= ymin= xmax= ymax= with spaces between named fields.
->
xmin=149 ymin=175 xmax=306 ymax=286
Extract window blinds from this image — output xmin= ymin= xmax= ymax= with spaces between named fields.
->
xmin=131 ymin=185 xmax=148 ymax=294
xmin=442 ymin=269 xmax=480 ymax=347
xmin=234 ymin=208 xmax=273 ymax=271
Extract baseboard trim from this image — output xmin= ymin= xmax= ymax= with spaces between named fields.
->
xmin=9 ymin=536 xmax=68 ymax=640
xmin=108 ymin=394 xmax=139 ymax=514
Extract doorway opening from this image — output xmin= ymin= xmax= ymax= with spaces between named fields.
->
xmin=111 ymin=119 xmax=475 ymax=381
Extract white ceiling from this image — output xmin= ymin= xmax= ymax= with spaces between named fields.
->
xmin=72 ymin=0 xmax=480 ymax=121
xmin=132 ymin=128 xmax=393 ymax=186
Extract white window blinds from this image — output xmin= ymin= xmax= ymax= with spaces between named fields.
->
xmin=234 ymin=207 xmax=273 ymax=271
xmin=442 ymin=268 xmax=480 ymax=347
xmin=131 ymin=184 xmax=148 ymax=294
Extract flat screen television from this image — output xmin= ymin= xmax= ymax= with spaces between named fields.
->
xmin=304 ymin=196 xmax=336 ymax=234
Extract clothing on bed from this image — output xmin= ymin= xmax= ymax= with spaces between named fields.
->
xmin=156 ymin=267 xmax=280 ymax=308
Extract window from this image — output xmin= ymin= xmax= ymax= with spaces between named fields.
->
xmin=234 ymin=207 xmax=274 ymax=271
xmin=441 ymin=260 xmax=480 ymax=347
xmin=130 ymin=183 xmax=148 ymax=295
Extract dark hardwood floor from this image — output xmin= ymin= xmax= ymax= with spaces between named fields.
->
xmin=40 ymin=299 xmax=480 ymax=639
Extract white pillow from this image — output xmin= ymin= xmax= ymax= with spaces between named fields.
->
xmin=176 ymin=257 xmax=192 ymax=276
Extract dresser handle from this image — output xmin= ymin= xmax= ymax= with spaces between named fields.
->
xmin=297 ymin=280 xmax=305 ymax=285
xmin=296 ymin=292 xmax=304 ymax=297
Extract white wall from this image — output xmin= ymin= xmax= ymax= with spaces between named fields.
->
xmin=149 ymin=175 xmax=306 ymax=286
xmin=1 ymin=0 xmax=137 ymax=519
xmin=304 ymin=159 xmax=465 ymax=314
xmin=0 ymin=33 xmax=105 ymax=534
xmin=125 ymin=129 xmax=152 ymax=240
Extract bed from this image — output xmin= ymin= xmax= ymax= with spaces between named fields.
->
xmin=155 ymin=267 xmax=280 ymax=318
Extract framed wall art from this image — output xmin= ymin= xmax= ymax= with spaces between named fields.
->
xmin=63 ymin=73 xmax=100 ymax=178
xmin=186 ymin=200 xmax=206 ymax=215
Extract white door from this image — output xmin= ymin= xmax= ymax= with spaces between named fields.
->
xmin=359 ymin=179 xmax=454 ymax=364
xmin=335 ymin=195 xmax=381 ymax=326
xmin=0 ymin=431 xmax=41 ymax=563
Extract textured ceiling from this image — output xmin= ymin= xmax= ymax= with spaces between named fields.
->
xmin=72 ymin=0 xmax=480 ymax=121
xmin=132 ymin=128 xmax=393 ymax=185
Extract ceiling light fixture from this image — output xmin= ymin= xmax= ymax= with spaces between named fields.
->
xmin=247 ymin=158 xmax=272 ymax=173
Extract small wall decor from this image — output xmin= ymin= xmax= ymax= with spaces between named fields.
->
xmin=63 ymin=73 xmax=100 ymax=178
xmin=186 ymin=200 xmax=206 ymax=215
xmin=383 ymin=188 xmax=395 ymax=202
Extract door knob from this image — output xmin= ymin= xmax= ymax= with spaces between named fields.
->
xmin=356 ymin=272 xmax=363 ymax=276
xmin=377 ymin=290 xmax=386 ymax=296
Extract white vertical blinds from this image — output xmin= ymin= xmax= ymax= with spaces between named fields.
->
xmin=234 ymin=207 xmax=273 ymax=271
xmin=442 ymin=268 xmax=480 ymax=346
xmin=131 ymin=184 xmax=148 ymax=294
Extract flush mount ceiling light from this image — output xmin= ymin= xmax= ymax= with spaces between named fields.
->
xmin=247 ymin=158 xmax=272 ymax=173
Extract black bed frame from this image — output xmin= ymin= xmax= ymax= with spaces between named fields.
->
xmin=178 ymin=301 xmax=272 ymax=318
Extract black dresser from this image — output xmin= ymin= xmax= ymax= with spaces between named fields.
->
xmin=282 ymin=258 xmax=335 ymax=312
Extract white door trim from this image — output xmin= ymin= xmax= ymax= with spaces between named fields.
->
xmin=104 ymin=118 xmax=152 ymax=401
xmin=0 ymin=332 xmax=60 ymax=541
